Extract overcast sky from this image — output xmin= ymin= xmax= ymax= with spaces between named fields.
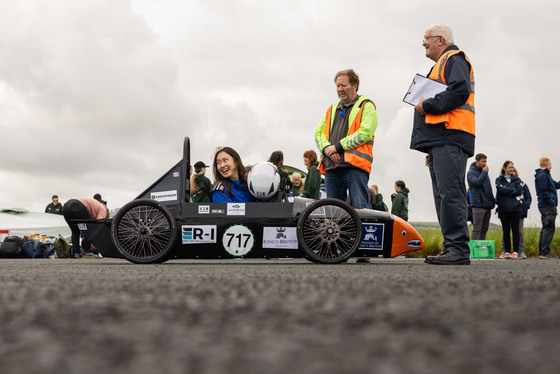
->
xmin=1 ymin=0 xmax=558 ymax=224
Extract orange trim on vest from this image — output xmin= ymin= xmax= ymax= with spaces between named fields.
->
xmin=425 ymin=50 xmax=475 ymax=136
xmin=318 ymin=99 xmax=376 ymax=174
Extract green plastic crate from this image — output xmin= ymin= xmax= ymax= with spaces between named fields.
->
xmin=468 ymin=240 xmax=495 ymax=259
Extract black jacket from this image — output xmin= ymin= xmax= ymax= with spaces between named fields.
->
xmin=495 ymin=174 xmax=524 ymax=212
xmin=467 ymin=162 xmax=495 ymax=209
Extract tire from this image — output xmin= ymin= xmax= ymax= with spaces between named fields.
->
xmin=297 ymin=198 xmax=362 ymax=263
xmin=111 ymin=199 xmax=177 ymax=264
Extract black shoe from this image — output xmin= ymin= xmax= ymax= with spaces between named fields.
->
xmin=425 ymin=251 xmax=470 ymax=265
xmin=425 ymin=249 xmax=449 ymax=264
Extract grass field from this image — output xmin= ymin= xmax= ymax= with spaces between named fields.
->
xmin=409 ymin=225 xmax=560 ymax=258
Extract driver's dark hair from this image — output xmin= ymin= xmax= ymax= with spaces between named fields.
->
xmin=213 ymin=147 xmax=248 ymax=196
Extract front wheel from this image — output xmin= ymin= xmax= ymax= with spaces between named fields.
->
xmin=297 ymin=199 xmax=362 ymax=263
xmin=111 ymin=199 xmax=177 ymax=263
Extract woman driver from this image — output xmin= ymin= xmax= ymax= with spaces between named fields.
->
xmin=211 ymin=147 xmax=255 ymax=203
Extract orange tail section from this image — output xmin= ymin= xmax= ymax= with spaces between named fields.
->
xmin=391 ymin=216 xmax=424 ymax=257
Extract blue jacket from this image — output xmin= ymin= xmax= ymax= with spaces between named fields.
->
xmin=495 ymin=174 xmax=524 ymax=212
xmin=409 ymin=45 xmax=475 ymax=157
xmin=211 ymin=179 xmax=255 ymax=203
xmin=520 ymin=184 xmax=532 ymax=219
xmin=534 ymin=168 xmax=560 ymax=208
xmin=467 ymin=162 xmax=495 ymax=209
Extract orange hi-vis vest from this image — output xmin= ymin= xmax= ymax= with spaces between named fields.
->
xmin=319 ymin=98 xmax=376 ymax=174
xmin=426 ymin=50 xmax=475 ymax=135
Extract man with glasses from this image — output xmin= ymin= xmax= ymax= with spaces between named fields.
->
xmin=45 ymin=194 xmax=63 ymax=215
xmin=410 ymin=24 xmax=476 ymax=265
xmin=315 ymin=69 xmax=378 ymax=210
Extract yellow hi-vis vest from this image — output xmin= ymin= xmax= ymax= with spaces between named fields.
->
xmin=318 ymin=97 xmax=376 ymax=174
xmin=426 ymin=50 xmax=475 ymax=135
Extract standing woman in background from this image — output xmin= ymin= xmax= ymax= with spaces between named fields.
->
xmin=302 ymin=150 xmax=321 ymax=200
xmin=268 ymin=150 xmax=293 ymax=193
xmin=391 ymin=180 xmax=409 ymax=221
xmin=495 ymin=160 xmax=524 ymax=259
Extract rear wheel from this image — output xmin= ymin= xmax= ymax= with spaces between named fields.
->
xmin=297 ymin=199 xmax=362 ymax=263
xmin=111 ymin=199 xmax=177 ymax=263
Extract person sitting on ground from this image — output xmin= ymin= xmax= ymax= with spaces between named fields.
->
xmin=391 ymin=180 xmax=410 ymax=221
xmin=211 ymin=147 xmax=255 ymax=203
xmin=301 ymin=150 xmax=321 ymax=200
xmin=63 ymin=198 xmax=110 ymax=258
xmin=291 ymin=172 xmax=304 ymax=197
xmin=45 ymin=195 xmax=63 ymax=215
xmin=192 ymin=161 xmax=212 ymax=203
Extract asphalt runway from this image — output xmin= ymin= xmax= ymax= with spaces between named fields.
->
xmin=1 ymin=257 xmax=560 ymax=374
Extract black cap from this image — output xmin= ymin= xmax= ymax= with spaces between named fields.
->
xmin=194 ymin=161 xmax=209 ymax=169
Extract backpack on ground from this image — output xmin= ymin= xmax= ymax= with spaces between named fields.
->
xmin=53 ymin=236 xmax=71 ymax=258
xmin=0 ymin=236 xmax=23 ymax=258
xmin=22 ymin=240 xmax=55 ymax=258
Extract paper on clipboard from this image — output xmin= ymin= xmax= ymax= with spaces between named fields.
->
xmin=403 ymin=74 xmax=447 ymax=106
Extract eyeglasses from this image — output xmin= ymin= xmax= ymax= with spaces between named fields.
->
xmin=423 ymin=35 xmax=440 ymax=43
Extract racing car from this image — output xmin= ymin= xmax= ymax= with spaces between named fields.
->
xmin=76 ymin=137 xmax=424 ymax=264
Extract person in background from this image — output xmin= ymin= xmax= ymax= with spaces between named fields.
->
xmin=63 ymin=198 xmax=110 ymax=258
xmin=534 ymin=157 xmax=560 ymax=259
xmin=495 ymin=161 xmax=524 ymax=259
xmin=391 ymin=180 xmax=409 ymax=221
xmin=467 ymin=153 xmax=495 ymax=240
xmin=93 ymin=193 xmax=107 ymax=206
xmin=192 ymin=161 xmax=212 ymax=203
xmin=268 ymin=151 xmax=293 ymax=193
xmin=290 ymin=172 xmax=304 ymax=197
xmin=211 ymin=147 xmax=255 ymax=203
xmin=45 ymin=195 xmax=63 ymax=215
xmin=314 ymin=69 xmax=378 ymax=208
xmin=302 ymin=150 xmax=321 ymax=200
xmin=500 ymin=168 xmax=531 ymax=259
xmin=371 ymin=185 xmax=388 ymax=212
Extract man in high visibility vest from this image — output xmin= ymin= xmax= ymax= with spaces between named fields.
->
xmin=314 ymin=69 xmax=378 ymax=209
xmin=411 ymin=24 xmax=475 ymax=266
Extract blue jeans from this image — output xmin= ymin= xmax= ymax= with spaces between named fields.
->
xmin=428 ymin=145 xmax=470 ymax=256
xmin=325 ymin=167 xmax=369 ymax=208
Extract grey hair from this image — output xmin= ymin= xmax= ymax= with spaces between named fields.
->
xmin=292 ymin=172 xmax=302 ymax=179
xmin=427 ymin=24 xmax=454 ymax=45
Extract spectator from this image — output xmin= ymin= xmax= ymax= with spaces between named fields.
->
xmin=45 ymin=195 xmax=63 ymax=215
xmin=371 ymin=185 xmax=388 ymax=212
xmin=467 ymin=153 xmax=495 ymax=240
xmin=314 ymin=69 xmax=378 ymax=208
xmin=495 ymin=161 xmax=524 ymax=259
xmin=93 ymin=193 xmax=107 ymax=206
xmin=412 ymin=24 xmax=475 ymax=266
xmin=63 ymin=198 xmax=110 ymax=258
xmin=500 ymin=168 xmax=531 ymax=259
xmin=268 ymin=151 xmax=293 ymax=193
xmin=301 ymin=150 xmax=321 ymax=200
xmin=290 ymin=172 xmax=304 ymax=197
xmin=192 ymin=161 xmax=212 ymax=203
xmin=534 ymin=157 xmax=560 ymax=259
xmin=391 ymin=180 xmax=409 ymax=221
xmin=211 ymin=147 xmax=255 ymax=203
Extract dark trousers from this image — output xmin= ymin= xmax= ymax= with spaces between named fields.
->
xmin=62 ymin=199 xmax=90 ymax=256
xmin=428 ymin=145 xmax=470 ymax=256
xmin=499 ymin=210 xmax=521 ymax=253
xmin=538 ymin=205 xmax=557 ymax=255
xmin=471 ymin=207 xmax=491 ymax=240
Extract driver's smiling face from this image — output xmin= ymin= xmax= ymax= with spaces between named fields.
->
xmin=216 ymin=151 xmax=239 ymax=181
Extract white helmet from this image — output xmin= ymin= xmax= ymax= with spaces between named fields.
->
xmin=248 ymin=162 xmax=281 ymax=201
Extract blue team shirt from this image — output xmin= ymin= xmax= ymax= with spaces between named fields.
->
xmin=211 ymin=179 xmax=255 ymax=203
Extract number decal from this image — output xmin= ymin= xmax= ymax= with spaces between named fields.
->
xmin=222 ymin=225 xmax=254 ymax=256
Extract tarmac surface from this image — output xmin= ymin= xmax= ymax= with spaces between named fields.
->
xmin=1 ymin=257 xmax=560 ymax=374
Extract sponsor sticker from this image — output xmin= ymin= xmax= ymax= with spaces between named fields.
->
xmin=198 ymin=205 xmax=210 ymax=214
xmin=182 ymin=225 xmax=217 ymax=244
xmin=150 ymin=190 xmax=178 ymax=202
xmin=262 ymin=227 xmax=298 ymax=249
xmin=211 ymin=209 xmax=225 ymax=214
xmin=222 ymin=225 xmax=254 ymax=256
xmin=78 ymin=223 xmax=87 ymax=231
xmin=227 ymin=203 xmax=246 ymax=216
xmin=359 ymin=223 xmax=384 ymax=250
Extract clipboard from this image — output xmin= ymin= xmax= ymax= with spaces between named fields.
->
xmin=403 ymin=74 xmax=447 ymax=106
